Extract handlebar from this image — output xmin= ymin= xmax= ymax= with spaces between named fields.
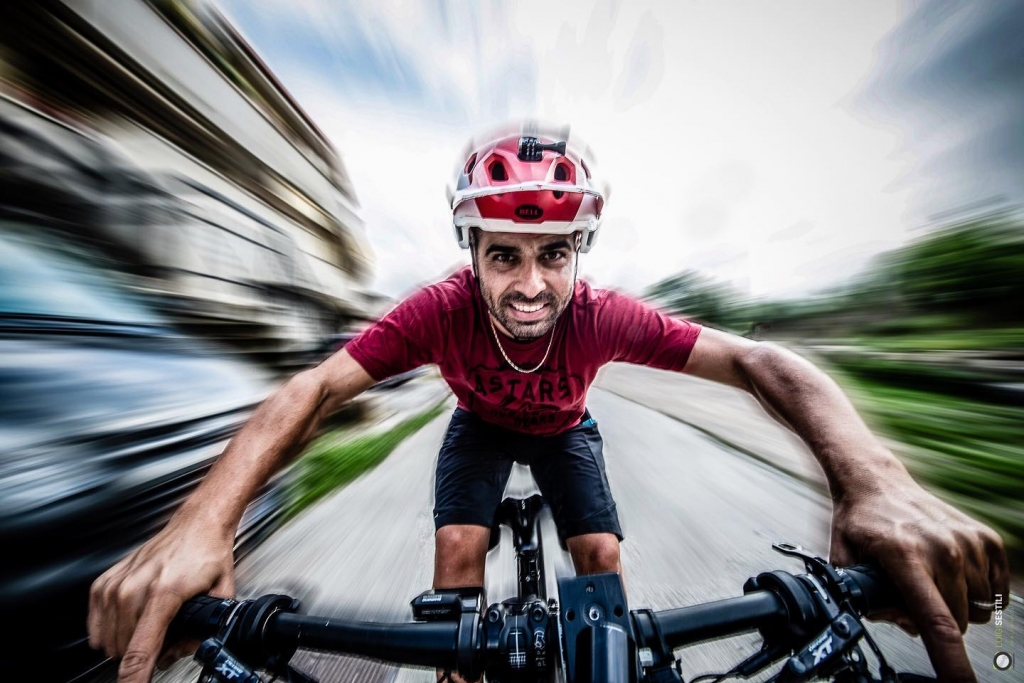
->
xmin=169 ymin=551 xmax=918 ymax=683
xmin=270 ymin=615 xmax=459 ymax=668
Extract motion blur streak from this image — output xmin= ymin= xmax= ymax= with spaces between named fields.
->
xmin=1 ymin=2 xmax=1022 ymax=682
xmin=1 ymin=0 xmax=381 ymax=679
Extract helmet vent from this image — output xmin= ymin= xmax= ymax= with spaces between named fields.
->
xmin=464 ymin=153 xmax=477 ymax=176
xmin=490 ymin=161 xmax=508 ymax=181
xmin=554 ymin=163 xmax=569 ymax=181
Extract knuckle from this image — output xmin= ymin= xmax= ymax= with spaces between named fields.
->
xmin=983 ymin=528 xmax=1006 ymax=554
xmin=89 ymin=575 xmax=107 ymax=602
xmin=879 ymin=532 xmax=921 ymax=564
xmin=115 ymin=580 xmax=141 ymax=606
xmin=101 ymin=581 xmax=121 ymax=607
xmin=939 ymin=541 xmax=964 ymax=568
xmin=117 ymin=650 xmax=152 ymax=681
xmin=920 ymin=612 xmax=963 ymax=642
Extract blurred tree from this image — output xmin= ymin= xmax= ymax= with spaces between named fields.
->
xmin=886 ymin=215 xmax=1024 ymax=326
xmin=644 ymin=271 xmax=741 ymax=328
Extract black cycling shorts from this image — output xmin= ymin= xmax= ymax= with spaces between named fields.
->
xmin=433 ymin=408 xmax=623 ymax=544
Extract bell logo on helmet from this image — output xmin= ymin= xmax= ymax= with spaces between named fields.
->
xmin=515 ymin=204 xmax=544 ymax=221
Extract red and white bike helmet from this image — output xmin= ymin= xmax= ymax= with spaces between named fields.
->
xmin=449 ymin=124 xmax=606 ymax=253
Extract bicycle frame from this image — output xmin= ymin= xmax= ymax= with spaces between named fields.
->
xmin=490 ymin=495 xmax=634 ymax=682
xmin=493 ymin=494 xmax=549 ymax=601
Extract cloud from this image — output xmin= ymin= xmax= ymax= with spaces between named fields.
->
xmin=857 ymin=1 xmax=1024 ymax=217
xmin=218 ymin=0 xmax=920 ymax=301
xmin=613 ymin=11 xmax=665 ymax=111
xmin=220 ymin=0 xmax=539 ymax=124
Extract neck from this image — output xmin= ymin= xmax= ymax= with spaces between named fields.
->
xmin=488 ymin=313 xmax=516 ymax=339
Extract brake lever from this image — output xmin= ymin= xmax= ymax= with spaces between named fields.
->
xmin=768 ymin=544 xmax=943 ymax=683
xmin=772 ymin=543 xmax=852 ymax=604
xmin=770 ymin=544 xmax=879 ymax=683
xmin=195 ymin=637 xmax=262 ymax=683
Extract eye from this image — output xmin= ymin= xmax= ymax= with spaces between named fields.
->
xmin=492 ymin=253 xmax=517 ymax=264
xmin=541 ymin=251 xmax=567 ymax=262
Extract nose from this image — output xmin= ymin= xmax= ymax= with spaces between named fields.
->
xmin=517 ymin=260 xmax=546 ymax=300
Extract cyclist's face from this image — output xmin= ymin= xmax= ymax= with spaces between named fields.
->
xmin=475 ymin=231 xmax=577 ymax=340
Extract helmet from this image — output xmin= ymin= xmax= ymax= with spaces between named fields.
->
xmin=449 ymin=125 xmax=606 ymax=253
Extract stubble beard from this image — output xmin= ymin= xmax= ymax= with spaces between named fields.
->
xmin=483 ymin=287 xmax=572 ymax=341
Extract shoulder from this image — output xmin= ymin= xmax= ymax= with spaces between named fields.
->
xmin=419 ymin=265 xmax=477 ymax=313
xmin=395 ymin=266 xmax=476 ymax=315
xmin=572 ymin=279 xmax=643 ymax=318
xmin=571 ymin=278 xmax=611 ymax=310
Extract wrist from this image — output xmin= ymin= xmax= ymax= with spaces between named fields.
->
xmin=826 ymin=446 xmax=913 ymax=504
xmin=171 ymin=494 xmax=242 ymax=545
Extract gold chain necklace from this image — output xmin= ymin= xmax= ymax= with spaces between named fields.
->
xmin=488 ymin=315 xmax=555 ymax=373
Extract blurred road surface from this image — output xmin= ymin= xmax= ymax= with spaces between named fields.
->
xmin=117 ymin=367 xmax=1017 ymax=683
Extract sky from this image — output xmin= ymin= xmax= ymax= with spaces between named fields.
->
xmin=216 ymin=0 xmax=1021 ymax=301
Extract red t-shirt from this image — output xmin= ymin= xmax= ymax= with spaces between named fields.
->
xmin=346 ymin=267 xmax=702 ymax=436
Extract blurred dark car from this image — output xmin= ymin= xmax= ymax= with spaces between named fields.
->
xmin=0 ymin=224 xmax=287 ymax=681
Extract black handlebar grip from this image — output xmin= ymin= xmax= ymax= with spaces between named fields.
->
xmin=840 ymin=564 xmax=904 ymax=617
xmin=167 ymin=595 xmax=238 ymax=644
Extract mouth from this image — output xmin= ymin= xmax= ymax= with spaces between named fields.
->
xmin=507 ymin=300 xmax=550 ymax=322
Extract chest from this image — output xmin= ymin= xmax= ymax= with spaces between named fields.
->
xmin=442 ymin=321 xmax=600 ymax=408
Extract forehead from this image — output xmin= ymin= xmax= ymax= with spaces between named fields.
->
xmin=477 ymin=231 xmax=570 ymax=251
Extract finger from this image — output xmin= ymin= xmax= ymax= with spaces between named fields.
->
xmin=890 ymin=559 xmax=976 ymax=682
xmin=966 ymin=604 xmax=992 ymax=625
xmin=828 ymin=535 xmax=856 ymax=567
xmin=210 ymin=571 xmax=236 ymax=600
xmin=116 ymin=593 xmax=183 ymax=683
xmin=934 ymin=561 xmax=970 ymax=635
xmin=114 ymin=578 xmax=151 ymax=658
xmin=96 ymin=567 xmax=128 ymax=659
xmin=985 ymin=529 xmax=1011 ymax=607
xmin=867 ymin=608 xmax=920 ymax=636
xmin=87 ymin=572 xmax=111 ymax=652
xmin=955 ymin=532 xmax=992 ymax=625
xmin=965 ymin=555 xmax=993 ymax=625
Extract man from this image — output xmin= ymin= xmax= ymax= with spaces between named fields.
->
xmin=89 ymin=128 xmax=1008 ymax=683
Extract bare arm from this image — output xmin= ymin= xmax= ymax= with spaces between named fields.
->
xmin=684 ymin=328 xmax=1009 ymax=683
xmin=683 ymin=328 xmax=902 ymax=497
xmin=88 ymin=349 xmax=376 ymax=683
xmin=175 ymin=349 xmax=376 ymax=539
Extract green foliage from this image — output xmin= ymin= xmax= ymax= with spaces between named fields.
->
xmin=882 ymin=215 xmax=1024 ymax=325
xmin=287 ymin=402 xmax=447 ymax=519
xmin=644 ymin=271 xmax=741 ymax=327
